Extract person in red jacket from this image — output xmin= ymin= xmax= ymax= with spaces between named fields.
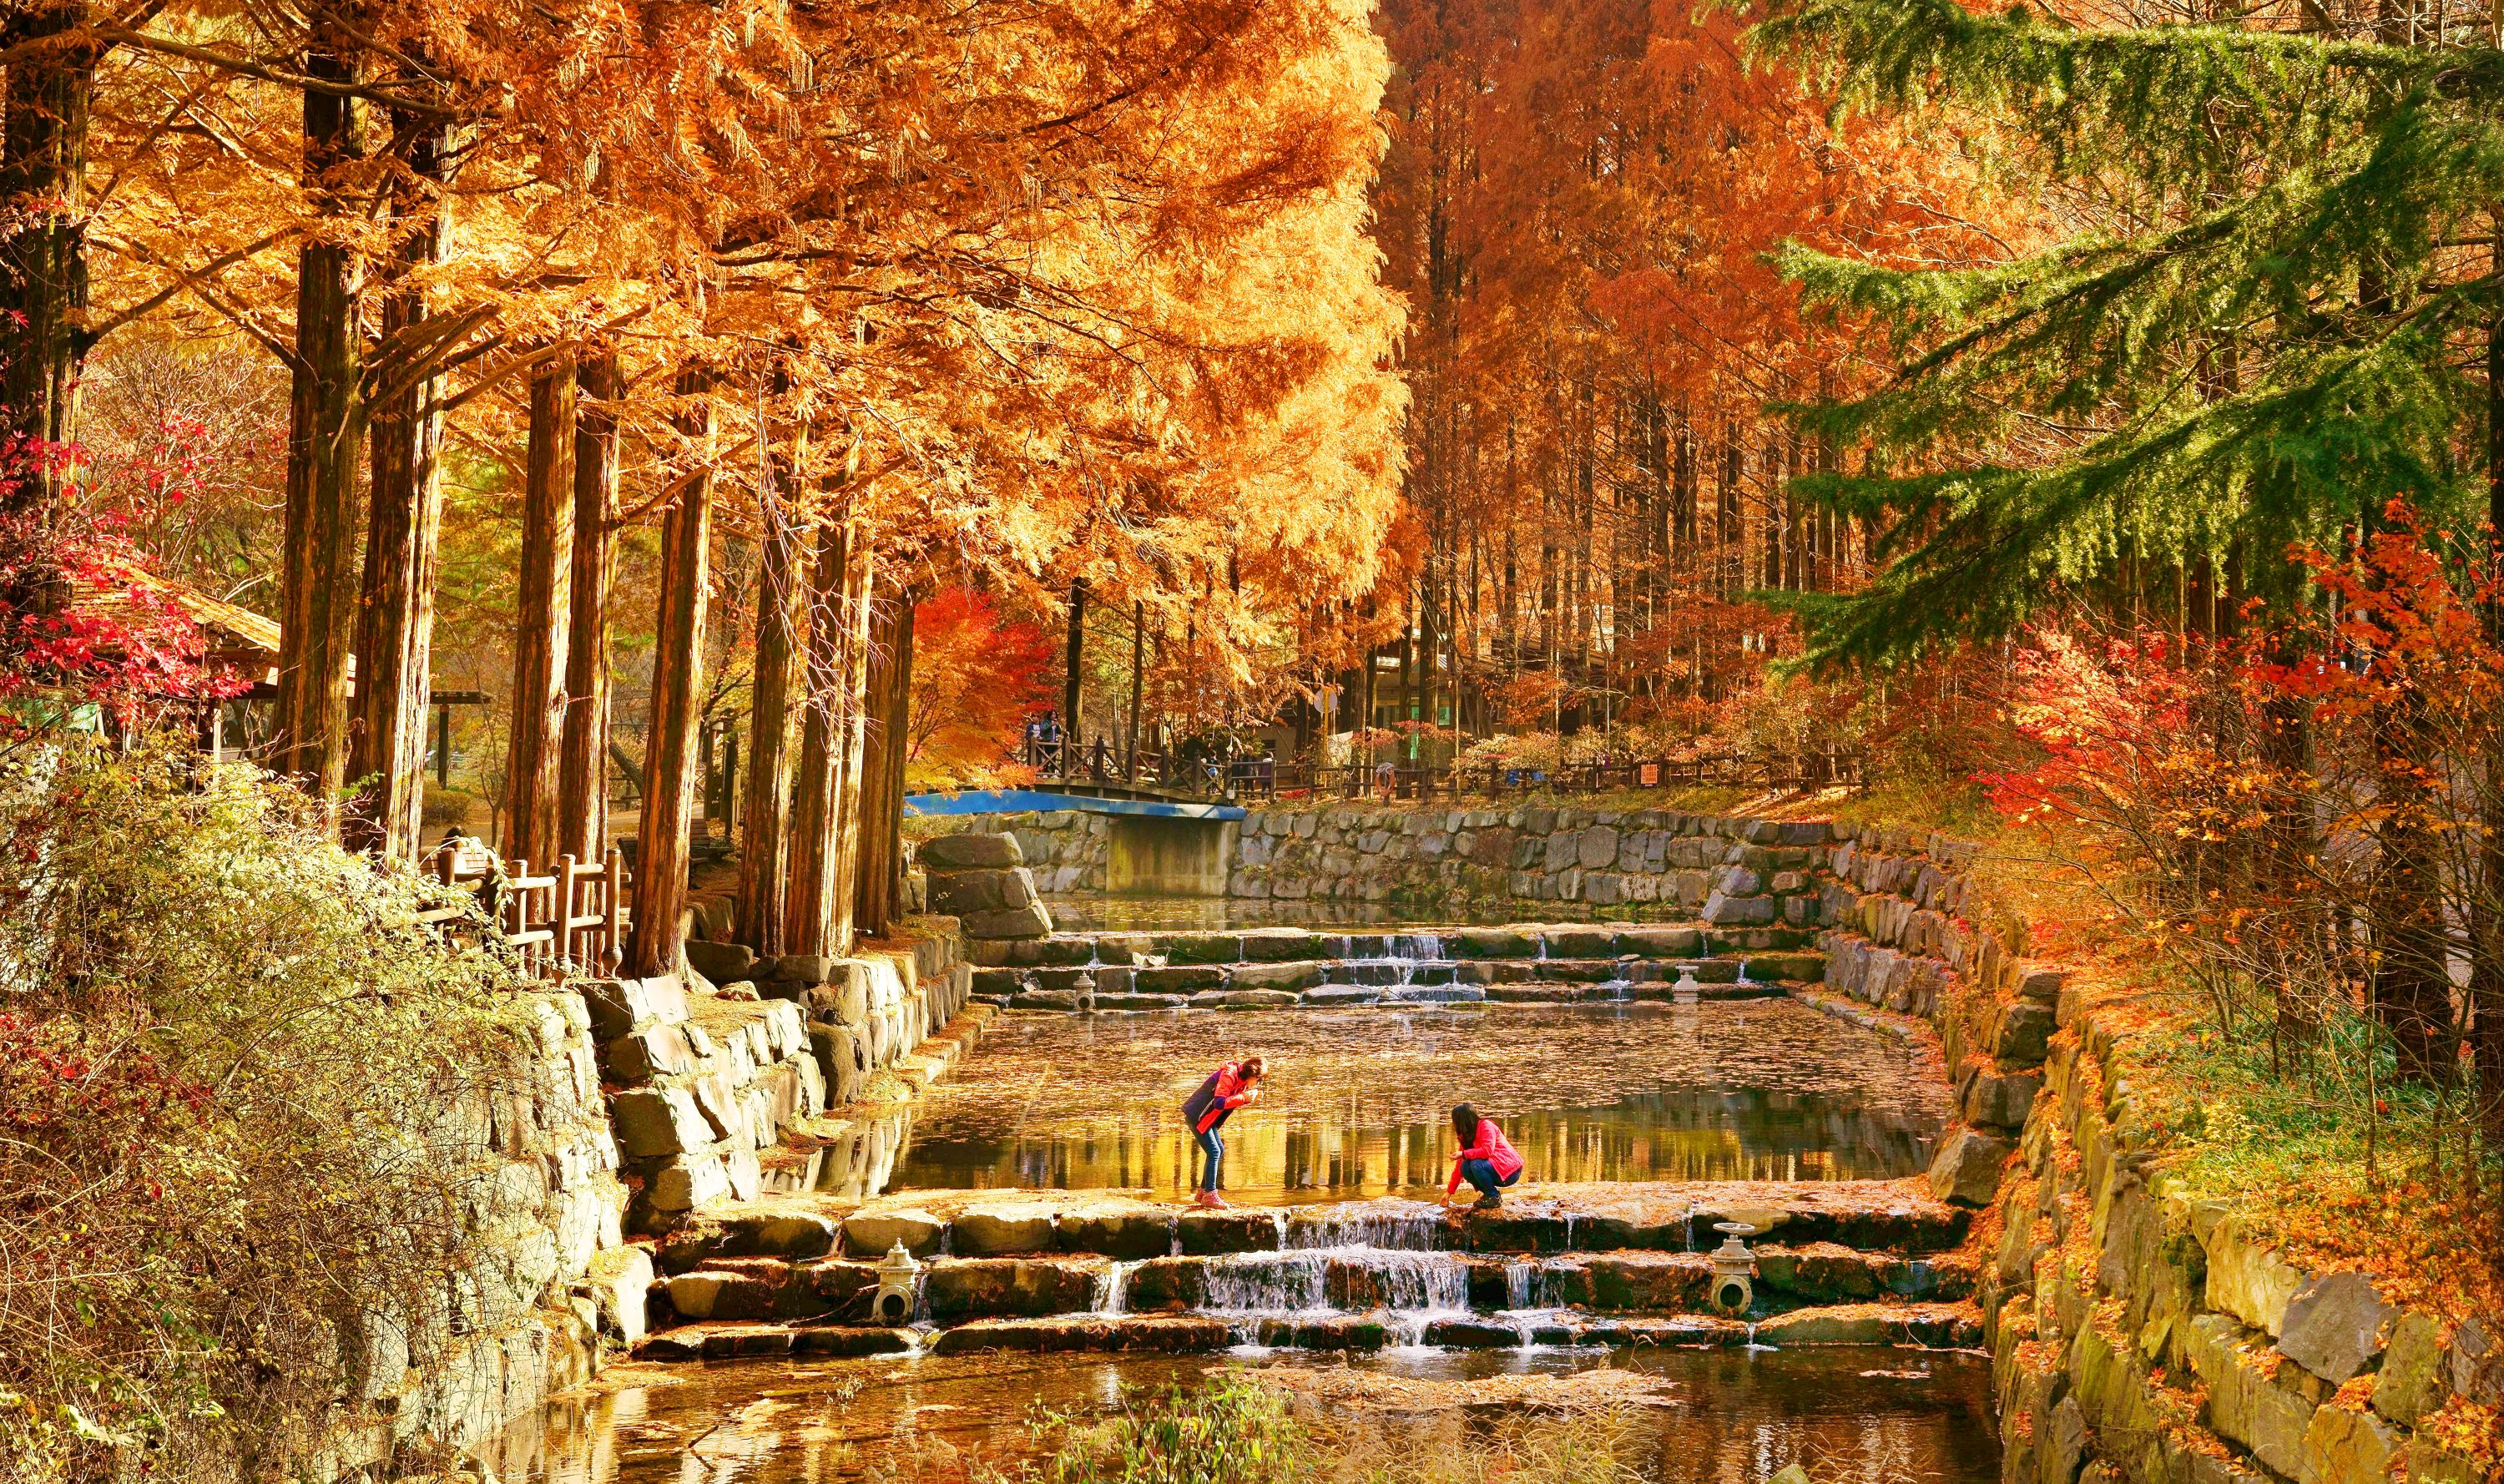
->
xmin=1444 ymin=1103 xmax=1523 ymax=1211
xmin=1181 ymin=1055 xmax=1265 ymax=1208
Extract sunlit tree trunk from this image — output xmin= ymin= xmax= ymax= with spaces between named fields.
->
xmin=346 ymin=110 xmax=449 ymax=861
xmin=0 ymin=3 xmax=95 ymax=514
xmin=785 ymin=517 xmax=869 ymax=955
xmin=502 ymin=348 xmax=576 ymax=866
xmin=736 ymin=467 xmax=801 ymax=953
xmin=855 ymin=578 xmax=914 ymax=936
xmin=271 ymin=43 xmax=366 ymax=809
xmin=558 ymin=350 xmax=620 ymax=861
xmin=628 ymin=374 xmax=714 ymax=978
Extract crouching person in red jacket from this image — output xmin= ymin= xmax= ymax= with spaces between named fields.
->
xmin=1444 ymin=1103 xmax=1523 ymax=1211
xmin=1181 ymin=1055 xmax=1265 ymax=1208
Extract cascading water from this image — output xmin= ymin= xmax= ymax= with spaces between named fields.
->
xmin=1285 ymin=1202 xmax=1445 ymax=1251
xmin=1198 ymin=1246 xmax=1472 ymax=1345
xmin=1094 ymin=1261 xmax=1133 ymax=1315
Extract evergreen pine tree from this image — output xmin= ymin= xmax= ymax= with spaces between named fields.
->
xmin=1749 ymin=0 xmax=2504 ymax=664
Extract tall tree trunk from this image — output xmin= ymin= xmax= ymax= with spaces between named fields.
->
xmin=2477 ymin=295 xmax=2504 ymax=1148
xmin=502 ymin=349 xmax=576 ymax=868
xmin=855 ymin=578 xmax=914 ymax=936
xmin=785 ymin=517 xmax=866 ymax=955
xmin=736 ymin=469 xmax=801 ymax=953
xmin=558 ymin=351 xmax=620 ymax=861
xmin=346 ymin=110 xmax=447 ymax=861
xmin=0 ymin=6 xmax=94 ymax=512
xmin=628 ymin=373 xmax=714 ymax=979
xmin=271 ymin=48 xmax=366 ymax=807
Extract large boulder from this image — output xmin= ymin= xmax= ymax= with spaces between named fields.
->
xmin=1056 ymin=1203 xmax=1176 ymax=1260
xmin=2373 ymin=1312 xmax=2451 ymax=1426
xmin=922 ymin=1258 xmax=1101 ymax=1321
xmin=844 ymin=1207 xmax=945 ymax=1259
xmin=1991 ymin=1002 xmax=2057 ymax=1064
xmin=684 ymin=939 xmax=756 ymax=984
xmin=2279 ymin=1271 xmax=2396 ymax=1383
xmin=810 ymin=1024 xmax=869 ymax=1106
xmin=960 ymin=901 xmax=1054 ymax=940
xmin=952 ymin=1201 xmax=1057 ymax=1255
xmin=920 ymin=832 xmax=1025 ymax=869
xmin=610 ymin=1087 xmax=717 ymax=1158
xmin=1225 ymin=962 xmax=1323 ymax=993
xmin=927 ymin=866 xmax=1041 ymax=916
xmin=1926 ymin=1128 xmax=2012 ymax=1207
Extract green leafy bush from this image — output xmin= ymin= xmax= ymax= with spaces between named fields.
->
xmin=0 ymin=739 xmax=542 ymax=1482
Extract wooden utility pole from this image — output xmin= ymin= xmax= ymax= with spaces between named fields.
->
xmin=1061 ymin=578 xmax=1086 ymax=773
xmin=1127 ymin=598 xmax=1143 ymax=781
xmin=270 ymin=37 xmax=366 ymax=808
xmin=558 ymin=351 xmax=620 ymax=861
xmin=736 ymin=467 xmax=802 ymax=953
xmin=346 ymin=108 xmax=450 ymax=861
xmin=627 ymin=372 xmax=714 ymax=979
xmin=502 ymin=349 xmax=577 ymax=866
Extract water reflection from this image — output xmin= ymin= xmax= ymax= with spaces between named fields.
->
xmin=883 ymin=1002 xmax=1946 ymax=1202
xmin=493 ymin=1347 xmax=2002 ymax=1483
xmin=1042 ymin=896 xmax=1699 ymax=931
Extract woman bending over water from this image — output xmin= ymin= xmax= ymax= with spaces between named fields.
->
xmin=1445 ymin=1103 xmax=1522 ymax=1211
xmin=1182 ymin=1055 xmax=1265 ymax=1208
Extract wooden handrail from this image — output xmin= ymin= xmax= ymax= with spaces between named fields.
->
xmin=422 ymin=835 xmax=631 ymax=980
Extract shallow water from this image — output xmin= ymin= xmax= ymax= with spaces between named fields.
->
xmin=1041 ymin=896 xmax=1695 ymax=931
xmin=884 ymin=1002 xmax=1946 ymax=1201
xmin=501 ymin=1346 xmax=2000 ymax=1483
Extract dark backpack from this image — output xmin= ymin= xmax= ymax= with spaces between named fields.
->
xmin=1181 ymin=1067 xmax=1230 ymax=1132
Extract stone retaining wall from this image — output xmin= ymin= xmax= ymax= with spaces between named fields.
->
xmin=920 ymin=804 xmax=1839 ymax=921
xmin=328 ymin=984 xmax=638 ymax=1478
xmin=603 ymin=933 xmax=974 ymax=1232
xmin=1820 ymin=826 xmax=2497 ymax=1484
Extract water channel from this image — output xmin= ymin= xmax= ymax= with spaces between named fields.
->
xmin=507 ymin=894 xmax=1993 ymax=1481
xmin=506 ymin=1345 xmax=2002 ymax=1484
xmin=885 ymin=1002 xmax=1948 ymax=1202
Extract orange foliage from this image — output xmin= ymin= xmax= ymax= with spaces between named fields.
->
xmin=905 ymin=588 xmax=1059 ymax=790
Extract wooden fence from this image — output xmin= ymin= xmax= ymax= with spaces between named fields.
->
xmin=416 ymin=835 xmax=632 ymax=979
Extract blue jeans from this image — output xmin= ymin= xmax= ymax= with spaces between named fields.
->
xmin=1194 ymin=1128 xmax=1224 ymax=1191
xmin=1460 ymin=1159 xmax=1520 ymax=1199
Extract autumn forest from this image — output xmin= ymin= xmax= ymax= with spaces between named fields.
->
xmin=9 ymin=0 xmax=2504 ymax=1476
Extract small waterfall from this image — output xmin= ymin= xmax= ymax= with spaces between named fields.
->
xmin=1504 ymin=1260 xmax=1536 ymax=1310
xmin=1094 ymin=1261 xmax=1133 ymax=1315
xmin=1268 ymin=1209 xmax=1290 ymax=1248
xmin=1200 ymin=1249 xmax=1469 ymax=1316
xmin=1286 ymin=1203 xmax=1444 ymax=1251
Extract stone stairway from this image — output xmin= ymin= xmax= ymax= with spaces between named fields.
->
xmin=589 ymin=932 xmax=980 ymax=1232
xmin=623 ymin=1181 xmax=1987 ymax=1363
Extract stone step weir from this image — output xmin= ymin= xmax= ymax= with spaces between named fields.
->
xmin=654 ymin=1183 xmax=1969 ymax=1265
xmin=629 ymin=1181 xmax=1981 ymax=1363
xmin=969 ymin=922 xmax=1830 ymax=1012
xmin=639 ymin=1300 xmax=1989 ymax=1362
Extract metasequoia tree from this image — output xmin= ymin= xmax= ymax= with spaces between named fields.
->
xmin=27 ymin=0 xmax=1406 ymax=980
xmin=1364 ymin=0 xmax=2001 ymax=745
